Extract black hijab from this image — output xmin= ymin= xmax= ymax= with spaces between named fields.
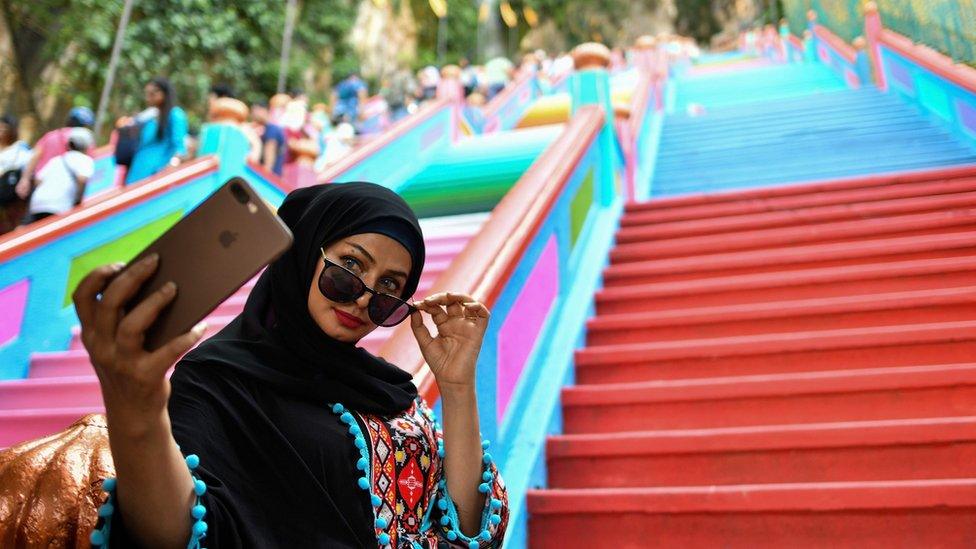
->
xmin=183 ymin=181 xmax=423 ymax=415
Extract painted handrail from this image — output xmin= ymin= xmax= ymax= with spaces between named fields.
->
xmin=879 ymin=29 xmax=976 ymax=94
xmin=317 ymin=98 xmax=450 ymax=183
xmin=813 ymin=24 xmax=857 ymax=63
xmin=377 ymin=105 xmax=606 ymax=402
xmin=0 ymin=156 xmax=219 ymax=263
xmin=482 ymin=71 xmax=533 ymax=119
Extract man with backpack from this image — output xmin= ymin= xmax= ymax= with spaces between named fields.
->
xmin=15 ymin=107 xmax=94 ymax=200
xmin=22 ymin=127 xmax=95 ymax=224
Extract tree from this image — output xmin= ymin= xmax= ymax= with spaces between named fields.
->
xmin=0 ymin=0 xmax=357 ymax=142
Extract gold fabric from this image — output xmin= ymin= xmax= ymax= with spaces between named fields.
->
xmin=0 ymin=414 xmax=114 ymax=548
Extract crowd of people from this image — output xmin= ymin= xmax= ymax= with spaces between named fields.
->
xmin=0 ymin=50 xmax=577 ymax=236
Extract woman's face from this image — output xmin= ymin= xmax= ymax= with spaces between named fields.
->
xmin=144 ymin=83 xmax=165 ymax=108
xmin=307 ymin=233 xmax=412 ymax=343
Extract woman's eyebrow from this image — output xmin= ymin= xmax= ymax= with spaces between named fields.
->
xmin=347 ymin=242 xmax=376 ymax=264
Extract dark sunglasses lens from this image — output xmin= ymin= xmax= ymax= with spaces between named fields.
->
xmin=369 ymin=294 xmax=412 ymax=327
xmin=319 ymin=265 xmax=362 ymax=303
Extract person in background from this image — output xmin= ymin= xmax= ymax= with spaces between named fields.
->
xmin=331 ymin=73 xmax=368 ymax=124
xmin=209 ymin=83 xmax=235 ymax=104
xmin=417 ymin=65 xmax=440 ymax=102
xmin=124 ymin=77 xmax=188 ymax=185
xmin=458 ymin=58 xmax=479 ymax=97
xmin=483 ymin=56 xmax=514 ymax=99
xmin=381 ymin=68 xmax=416 ymax=123
xmin=0 ymin=114 xmax=33 ymax=234
xmin=15 ymin=106 xmax=94 ymax=199
xmin=250 ymin=101 xmax=286 ymax=176
xmin=23 ymin=127 xmax=94 ymax=224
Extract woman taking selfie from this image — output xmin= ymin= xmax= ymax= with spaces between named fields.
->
xmin=74 ymin=182 xmax=508 ymax=548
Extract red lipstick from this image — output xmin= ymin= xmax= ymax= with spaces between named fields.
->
xmin=334 ymin=309 xmax=366 ymax=329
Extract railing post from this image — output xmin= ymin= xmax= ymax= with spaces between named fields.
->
xmin=853 ymin=36 xmax=872 ymax=87
xmin=805 ymin=9 xmax=819 ymax=62
xmin=569 ymin=43 xmax=617 ymax=206
xmin=863 ymin=0 xmax=888 ymax=91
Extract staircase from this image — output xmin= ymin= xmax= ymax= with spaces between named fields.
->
xmin=526 ymin=168 xmax=976 ymax=547
xmin=0 ymin=212 xmax=488 ymax=448
xmin=656 ymin=65 xmax=976 ymax=197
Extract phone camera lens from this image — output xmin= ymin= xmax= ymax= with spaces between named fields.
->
xmin=230 ymin=183 xmax=250 ymax=204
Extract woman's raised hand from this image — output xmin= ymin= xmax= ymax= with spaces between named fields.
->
xmin=410 ymin=292 xmax=489 ymax=393
xmin=72 ymin=255 xmax=206 ymax=433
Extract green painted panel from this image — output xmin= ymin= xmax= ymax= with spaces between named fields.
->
xmin=570 ymin=169 xmax=595 ymax=248
xmin=63 ymin=209 xmax=184 ymax=306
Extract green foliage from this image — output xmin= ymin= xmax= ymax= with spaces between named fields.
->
xmin=512 ymin=0 xmax=635 ymax=48
xmin=409 ymin=0 xmax=480 ymax=67
xmin=3 ymin=0 xmax=356 ymax=137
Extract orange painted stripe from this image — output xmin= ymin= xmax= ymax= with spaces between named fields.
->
xmin=813 ymin=24 xmax=857 ymax=64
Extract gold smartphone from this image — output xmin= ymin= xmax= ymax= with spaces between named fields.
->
xmin=123 ymin=177 xmax=293 ymax=351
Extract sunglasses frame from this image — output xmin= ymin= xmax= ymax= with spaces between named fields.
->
xmin=317 ymin=248 xmax=416 ymax=327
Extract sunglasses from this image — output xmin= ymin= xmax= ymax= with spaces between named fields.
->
xmin=317 ymin=248 xmax=416 ymax=327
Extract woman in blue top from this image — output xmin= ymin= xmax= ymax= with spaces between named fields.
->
xmin=125 ymin=77 xmax=188 ymax=185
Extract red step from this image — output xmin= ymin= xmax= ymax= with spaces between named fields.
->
xmin=620 ymin=184 xmax=976 ymax=233
xmin=623 ymin=165 xmax=976 ymax=215
xmin=613 ymin=208 xmax=976 ymax=259
xmin=562 ymin=363 xmax=976 ymax=433
xmin=605 ymin=232 xmax=976 ymax=284
xmin=587 ymin=286 xmax=976 ymax=345
xmin=596 ymin=255 xmax=976 ymax=314
xmin=527 ymin=479 xmax=976 ymax=548
xmin=546 ymin=416 xmax=976 ymax=488
xmin=575 ymin=321 xmax=976 ymax=384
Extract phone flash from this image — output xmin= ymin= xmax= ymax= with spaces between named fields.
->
xmin=247 ymin=203 xmax=259 ymax=214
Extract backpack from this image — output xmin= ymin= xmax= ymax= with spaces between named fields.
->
xmin=114 ymin=122 xmax=143 ymax=167
xmin=0 ymin=168 xmax=22 ymax=206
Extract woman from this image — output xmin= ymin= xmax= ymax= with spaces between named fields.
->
xmin=124 ymin=77 xmax=188 ymax=185
xmin=75 ymin=182 xmax=508 ymax=548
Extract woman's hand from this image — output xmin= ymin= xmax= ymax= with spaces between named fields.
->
xmin=72 ymin=255 xmax=206 ymax=435
xmin=410 ymin=292 xmax=490 ymax=393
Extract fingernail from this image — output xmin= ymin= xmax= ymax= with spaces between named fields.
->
xmin=145 ymin=253 xmax=159 ymax=265
xmin=111 ymin=262 xmax=126 ymax=271
xmin=192 ymin=321 xmax=207 ymax=336
xmin=162 ymin=281 xmax=177 ymax=295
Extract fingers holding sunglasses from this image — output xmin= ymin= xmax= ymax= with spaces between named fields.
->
xmin=413 ymin=300 xmax=449 ymax=325
xmin=422 ymin=292 xmax=476 ymax=317
xmin=461 ymin=301 xmax=490 ymax=320
xmin=409 ymin=309 xmax=434 ymax=347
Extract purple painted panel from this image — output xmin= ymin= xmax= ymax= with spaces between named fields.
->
xmin=496 ymin=235 xmax=559 ymax=421
xmin=0 ymin=279 xmax=30 ymax=347
xmin=957 ymin=99 xmax=976 ymax=137
xmin=887 ymin=55 xmax=915 ymax=95
xmin=420 ymin=122 xmax=445 ymax=150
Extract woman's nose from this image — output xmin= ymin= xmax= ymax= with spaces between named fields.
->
xmin=354 ymin=290 xmax=372 ymax=309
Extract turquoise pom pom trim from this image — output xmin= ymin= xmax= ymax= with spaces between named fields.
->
xmin=90 ymin=454 xmax=209 ymax=549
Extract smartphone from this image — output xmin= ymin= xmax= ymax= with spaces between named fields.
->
xmin=123 ymin=177 xmax=293 ymax=351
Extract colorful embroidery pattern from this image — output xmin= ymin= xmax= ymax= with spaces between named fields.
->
xmin=360 ymin=398 xmax=509 ymax=548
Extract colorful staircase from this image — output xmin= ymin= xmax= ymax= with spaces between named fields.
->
xmin=0 ymin=212 xmax=487 ymax=448
xmin=655 ymin=63 xmax=976 ymax=196
xmin=526 ymin=167 xmax=976 ymax=547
